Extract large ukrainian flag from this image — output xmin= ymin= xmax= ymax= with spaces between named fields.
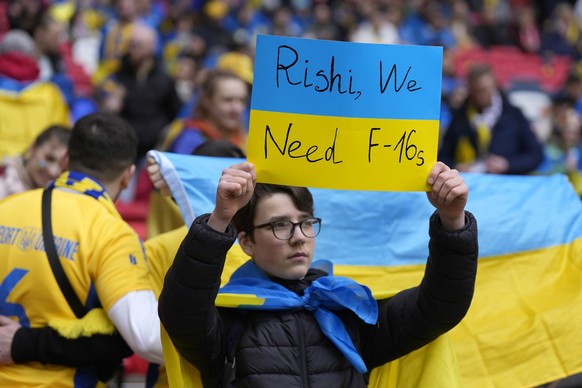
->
xmin=149 ymin=150 xmax=582 ymax=387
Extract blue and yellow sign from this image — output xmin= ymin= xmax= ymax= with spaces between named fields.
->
xmin=247 ymin=35 xmax=443 ymax=191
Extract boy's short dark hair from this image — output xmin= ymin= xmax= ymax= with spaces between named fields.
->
xmin=33 ymin=125 xmax=71 ymax=148
xmin=233 ymin=184 xmax=314 ymax=239
xmin=68 ymin=113 xmax=137 ymax=182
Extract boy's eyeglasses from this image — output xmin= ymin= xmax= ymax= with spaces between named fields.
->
xmin=251 ymin=218 xmax=322 ymax=240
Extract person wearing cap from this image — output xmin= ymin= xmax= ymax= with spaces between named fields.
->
xmin=216 ymin=51 xmax=254 ymax=85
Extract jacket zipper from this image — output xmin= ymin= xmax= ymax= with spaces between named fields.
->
xmin=296 ymin=311 xmax=309 ymax=387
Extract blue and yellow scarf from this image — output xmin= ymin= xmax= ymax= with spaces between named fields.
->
xmin=49 ymin=171 xmax=119 ymax=217
xmin=217 ymin=259 xmax=378 ymax=373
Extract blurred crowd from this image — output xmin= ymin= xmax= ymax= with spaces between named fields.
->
xmin=2 ymin=1 xmax=582 ymax=385
xmin=2 ymin=0 xmax=582 ymax=200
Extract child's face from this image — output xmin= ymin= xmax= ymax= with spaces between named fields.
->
xmin=240 ymin=193 xmax=316 ymax=280
xmin=26 ymin=138 xmax=67 ymax=188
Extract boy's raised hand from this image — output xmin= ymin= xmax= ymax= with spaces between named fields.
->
xmin=426 ymin=162 xmax=468 ymax=230
xmin=208 ymin=162 xmax=256 ymax=232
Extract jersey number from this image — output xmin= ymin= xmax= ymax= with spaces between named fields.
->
xmin=0 ymin=268 xmax=30 ymax=327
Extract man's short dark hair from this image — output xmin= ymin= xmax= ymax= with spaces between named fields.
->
xmin=68 ymin=113 xmax=137 ymax=182
xmin=233 ymin=184 xmax=314 ymax=239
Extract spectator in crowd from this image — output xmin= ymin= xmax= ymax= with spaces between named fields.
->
xmin=398 ymin=0 xmax=455 ymax=47
xmin=93 ymin=0 xmax=142 ymax=84
xmin=161 ymin=13 xmax=204 ymax=81
xmin=0 ymin=112 xmax=162 ymax=386
xmin=439 ymin=63 xmax=544 ymax=174
xmin=100 ymin=22 xmax=181 ymax=163
xmin=222 ymin=3 xmax=271 ymax=45
xmin=540 ymin=2 xmax=581 ymax=59
xmin=560 ymin=73 xmax=582 ymax=117
xmin=512 ymin=6 xmax=541 ymax=54
xmin=147 ymin=100 xmax=250 ymax=237
xmin=303 ymin=2 xmax=343 ymax=41
xmin=161 ymin=68 xmax=249 ymax=156
xmin=216 ymin=49 xmax=253 ymax=86
xmin=193 ymin=0 xmax=234 ymax=64
xmin=31 ymin=7 xmax=95 ymax=110
xmin=173 ymin=50 xmax=202 ymax=104
xmin=134 ymin=0 xmax=165 ymax=31
xmin=174 ymin=38 xmax=254 ymax=120
xmin=537 ymin=97 xmax=582 ymax=196
xmin=449 ymin=0 xmax=478 ymax=49
xmin=471 ymin=2 xmax=513 ymax=48
xmin=158 ymin=161 xmax=478 ymax=386
xmin=0 ymin=145 xmax=248 ymax=388
xmin=6 ymin=0 xmax=44 ymax=35
xmin=349 ymin=2 xmax=400 ymax=44
xmin=32 ymin=9 xmax=66 ymax=82
xmin=0 ymin=29 xmax=70 ymax=160
xmin=441 ymin=47 xmax=467 ymax=133
xmin=0 ymin=144 xmax=237 ymax=386
xmin=268 ymin=6 xmax=303 ymax=38
xmin=0 ymin=125 xmax=70 ymax=200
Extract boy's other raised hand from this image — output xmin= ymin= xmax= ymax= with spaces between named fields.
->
xmin=426 ymin=161 xmax=468 ymax=230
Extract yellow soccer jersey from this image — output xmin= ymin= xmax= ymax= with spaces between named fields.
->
xmin=0 ymin=173 xmax=153 ymax=387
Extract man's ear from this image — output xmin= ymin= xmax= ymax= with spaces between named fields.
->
xmin=238 ymin=231 xmax=254 ymax=257
xmin=120 ymin=164 xmax=136 ymax=190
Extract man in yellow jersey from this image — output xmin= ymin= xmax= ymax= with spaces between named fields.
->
xmin=0 ymin=112 xmax=163 ymax=386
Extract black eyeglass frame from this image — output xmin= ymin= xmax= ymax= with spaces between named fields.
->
xmin=251 ymin=217 xmax=322 ymax=240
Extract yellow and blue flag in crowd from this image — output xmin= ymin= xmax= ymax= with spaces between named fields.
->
xmin=148 ymin=150 xmax=582 ymax=387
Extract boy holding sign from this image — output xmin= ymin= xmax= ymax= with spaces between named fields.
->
xmin=158 ymin=160 xmax=478 ymax=386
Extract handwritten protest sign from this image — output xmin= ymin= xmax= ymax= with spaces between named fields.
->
xmin=247 ymin=35 xmax=443 ymax=191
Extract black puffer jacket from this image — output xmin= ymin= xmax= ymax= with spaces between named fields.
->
xmin=159 ymin=211 xmax=478 ymax=387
